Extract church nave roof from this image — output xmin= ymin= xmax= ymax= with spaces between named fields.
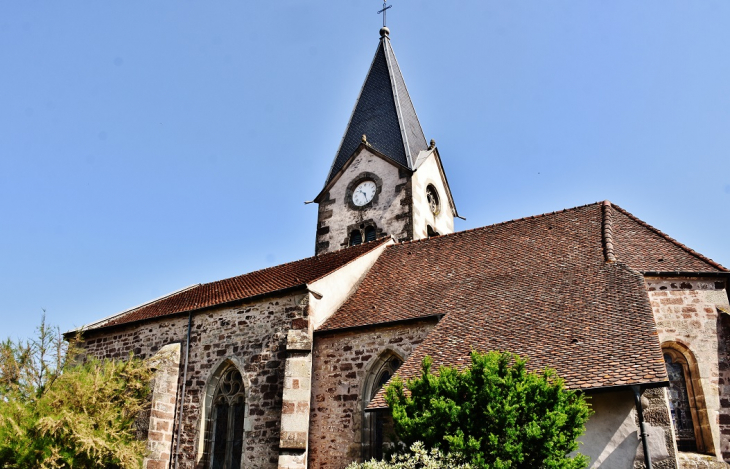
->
xmin=317 ymin=201 xmax=726 ymax=399
xmin=81 ymin=236 xmax=390 ymax=331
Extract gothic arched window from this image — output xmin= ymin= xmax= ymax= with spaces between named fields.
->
xmin=664 ymin=351 xmax=697 ymax=452
xmin=662 ymin=343 xmax=714 ymax=455
xmin=207 ymin=365 xmax=246 ymax=469
xmin=362 ymin=353 xmax=402 ymax=460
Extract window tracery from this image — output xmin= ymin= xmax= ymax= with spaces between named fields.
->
xmin=362 ymin=353 xmax=402 ymax=460
xmin=206 ymin=365 xmax=246 ymax=469
xmin=426 ymin=185 xmax=440 ymax=215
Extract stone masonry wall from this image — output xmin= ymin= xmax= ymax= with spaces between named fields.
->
xmin=79 ymin=290 xmax=311 ymax=469
xmin=719 ymin=310 xmax=730 ymax=462
xmin=410 ymin=151 xmax=454 ymax=241
xmin=316 ymin=147 xmax=411 ymax=255
xmin=279 ymin=329 xmax=315 ymax=469
xmin=634 ymin=387 xmax=679 ymax=469
xmin=646 ymin=277 xmax=730 ymax=461
xmin=308 ymin=319 xmax=439 ymax=469
xmin=144 ymin=343 xmax=182 ymax=469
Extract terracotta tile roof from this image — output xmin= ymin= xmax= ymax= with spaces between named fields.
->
xmin=366 ymin=261 xmax=667 ymax=408
xmin=318 ymin=202 xmax=709 ymax=402
xmin=88 ymin=237 xmax=390 ymax=330
xmin=608 ymin=203 xmax=726 ymax=272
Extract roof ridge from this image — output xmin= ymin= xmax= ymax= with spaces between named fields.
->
xmin=204 ymin=236 xmax=391 ymax=289
xmin=383 ymin=37 xmax=413 ymax=168
xmin=308 ymin=236 xmax=393 ymax=284
xmin=392 ymin=201 xmax=603 ymax=248
xmin=324 ymin=38 xmax=384 ymax=185
xmin=382 ymin=35 xmax=427 ymax=169
xmin=85 ymin=237 xmax=392 ymax=331
xmin=611 ymin=203 xmax=727 ymax=272
xmin=601 ymin=201 xmax=617 ymax=263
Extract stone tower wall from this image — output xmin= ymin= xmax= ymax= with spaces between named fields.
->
xmin=316 ymin=147 xmax=411 ymax=255
xmin=410 ymin=151 xmax=454 ymax=240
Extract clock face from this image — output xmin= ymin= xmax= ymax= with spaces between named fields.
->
xmin=352 ymin=180 xmax=377 ymax=206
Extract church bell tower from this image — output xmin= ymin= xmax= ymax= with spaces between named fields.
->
xmin=313 ymin=27 xmax=459 ymax=255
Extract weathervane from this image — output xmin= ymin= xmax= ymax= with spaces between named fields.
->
xmin=377 ymin=1 xmax=392 ymax=28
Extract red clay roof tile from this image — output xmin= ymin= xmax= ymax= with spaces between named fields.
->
xmin=89 ymin=237 xmax=390 ymax=330
xmin=315 ymin=202 xmax=716 ymax=404
xmin=610 ymin=204 xmax=726 ymax=272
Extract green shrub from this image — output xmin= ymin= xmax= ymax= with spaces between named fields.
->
xmin=384 ymin=351 xmax=592 ymax=469
xmin=0 ymin=317 xmax=152 ymax=469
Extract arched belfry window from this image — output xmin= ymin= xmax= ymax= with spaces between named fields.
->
xmin=426 ymin=225 xmax=440 ymax=237
xmin=350 ymin=229 xmax=363 ymax=246
xmin=364 ymin=226 xmax=377 ymax=242
xmin=662 ymin=343 xmax=714 ymax=455
xmin=363 ymin=352 xmax=403 ymax=460
xmin=206 ymin=365 xmax=246 ymax=469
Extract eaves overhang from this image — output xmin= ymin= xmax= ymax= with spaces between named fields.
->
xmin=64 ymin=284 xmax=310 ymax=339
xmin=640 ymin=270 xmax=730 ymax=277
xmin=425 ymin=146 xmax=460 ymax=219
xmin=315 ymin=313 xmax=443 ymax=336
xmin=364 ymin=379 xmax=670 ymax=412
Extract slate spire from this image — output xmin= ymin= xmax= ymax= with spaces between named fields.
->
xmin=325 ymin=27 xmax=428 ymax=185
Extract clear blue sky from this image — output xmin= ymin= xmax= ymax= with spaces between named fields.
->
xmin=2 ymin=1 xmax=729 ymax=341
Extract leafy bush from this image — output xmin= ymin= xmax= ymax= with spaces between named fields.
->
xmin=0 ymin=316 xmax=153 ymax=469
xmin=384 ymin=351 xmax=592 ymax=469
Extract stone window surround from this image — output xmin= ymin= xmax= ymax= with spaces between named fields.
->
xmin=425 ymin=183 xmax=441 ymax=216
xmin=342 ymin=219 xmax=384 ymax=250
xmin=345 ymin=172 xmax=384 ymax=211
xmin=196 ymin=356 xmax=252 ymax=466
xmin=418 ymin=176 xmax=446 ymax=219
xmin=662 ymin=341 xmax=716 ymax=456
xmin=415 ymin=176 xmax=449 ymax=240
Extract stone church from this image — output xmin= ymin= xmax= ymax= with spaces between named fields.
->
xmin=75 ymin=26 xmax=729 ymax=469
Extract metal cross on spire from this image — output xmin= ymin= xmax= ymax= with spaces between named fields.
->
xmin=377 ymin=1 xmax=392 ymax=28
